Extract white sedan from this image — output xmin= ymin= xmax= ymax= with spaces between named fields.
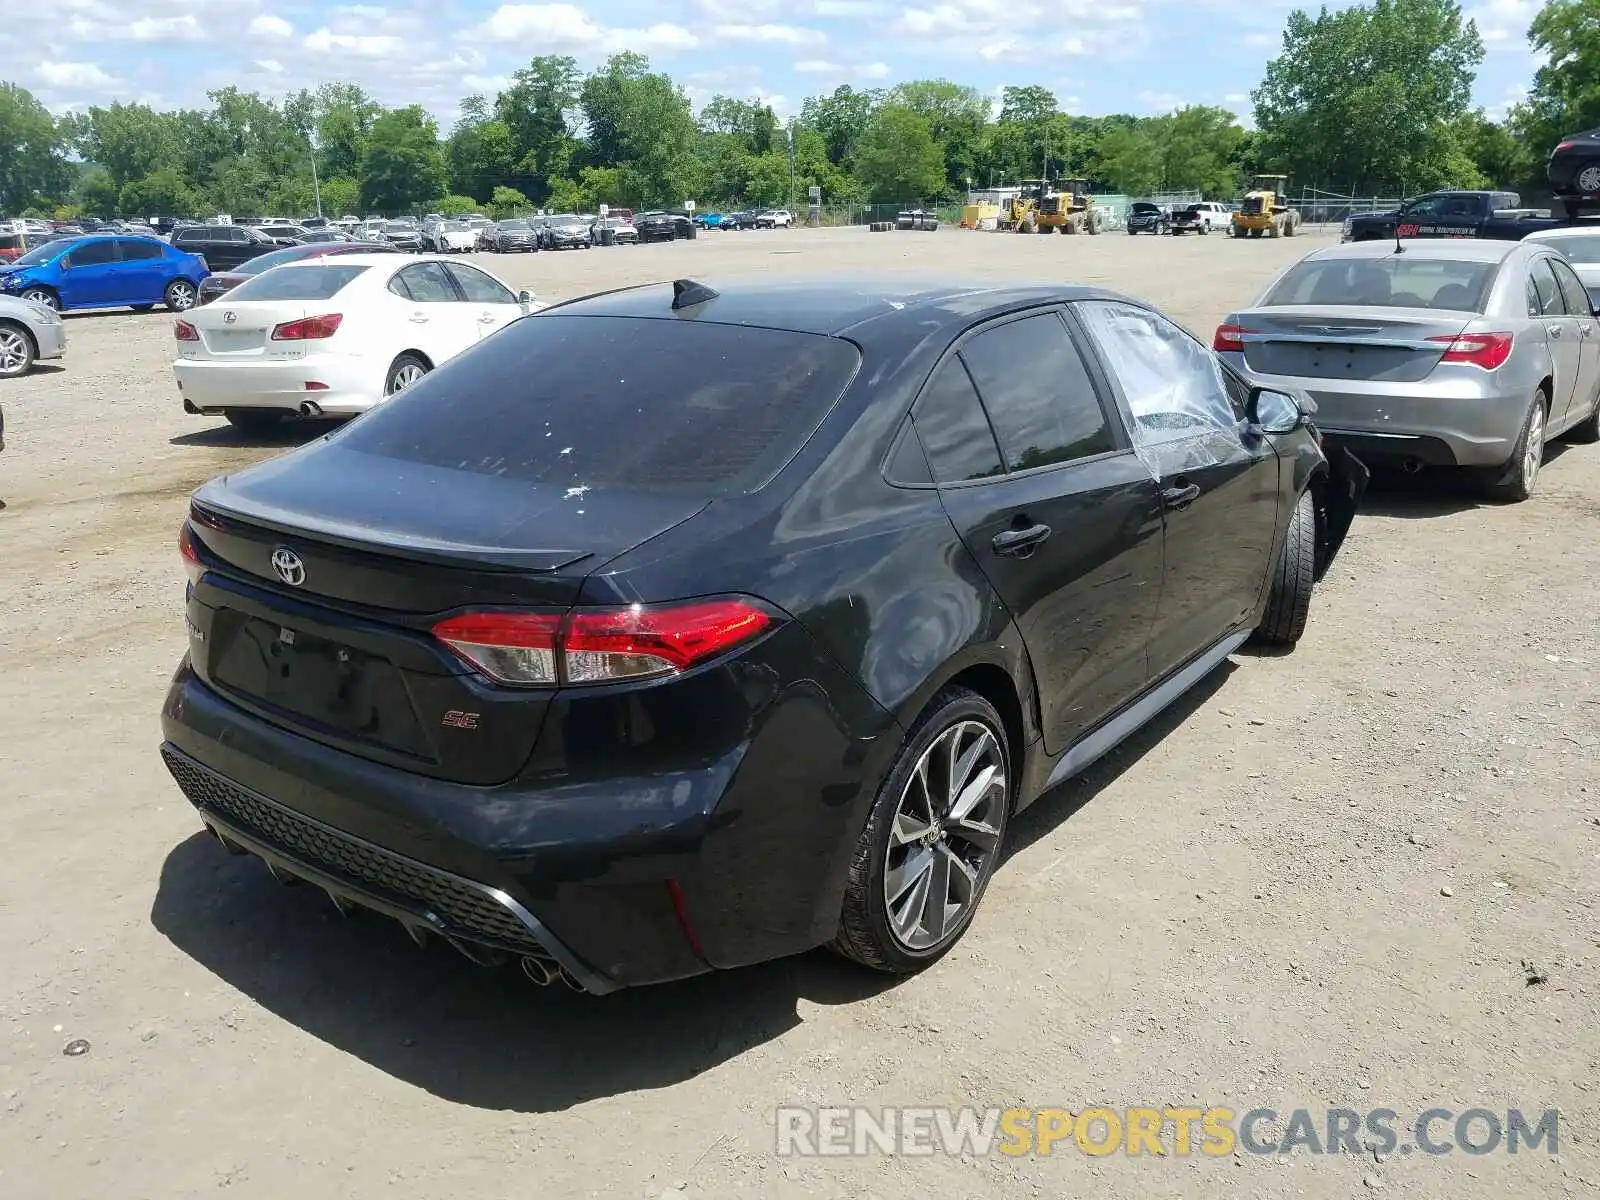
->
xmin=427 ymin=219 xmax=480 ymax=253
xmin=172 ymin=253 xmax=541 ymax=428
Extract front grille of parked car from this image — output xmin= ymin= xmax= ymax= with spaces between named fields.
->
xmin=161 ymin=748 xmax=546 ymax=953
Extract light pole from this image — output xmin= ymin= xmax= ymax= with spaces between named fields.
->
xmin=308 ymin=134 xmax=324 ymax=219
xmin=787 ymin=122 xmax=796 ymax=210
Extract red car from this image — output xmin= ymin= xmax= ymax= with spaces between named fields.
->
xmin=196 ymin=241 xmax=369 ymax=306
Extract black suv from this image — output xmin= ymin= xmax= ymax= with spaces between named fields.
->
xmin=1126 ymin=202 xmax=1169 ymax=235
xmin=162 ymin=278 xmax=1366 ymax=994
xmin=635 ymin=211 xmax=694 ymax=242
xmin=170 ymin=224 xmax=278 ymax=270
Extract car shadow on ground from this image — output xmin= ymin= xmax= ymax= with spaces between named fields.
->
xmin=151 ymin=832 xmax=896 ymax=1113
xmin=151 ymin=662 xmax=1241 ymax=1112
xmin=1000 ymin=661 xmax=1234 ymax=865
xmin=22 ymin=363 xmax=66 ymax=377
xmin=168 ymin=419 xmax=340 ymax=451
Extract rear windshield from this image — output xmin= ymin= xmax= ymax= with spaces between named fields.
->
xmin=336 ymin=314 xmax=862 ymax=495
xmin=1546 ymin=234 xmax=1600 ymax=264
xmin=238 ymin=246 xmax=318 ymax=275
xmin=225 ymin=264 xmax=369 ymax=301
xmin=1261 ymin=256 xmax=1496 ymax=311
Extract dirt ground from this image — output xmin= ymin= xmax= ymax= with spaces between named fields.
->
xmin=1 ymin=226 xmax=1596 ymax=1200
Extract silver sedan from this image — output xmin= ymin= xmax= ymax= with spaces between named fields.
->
xmin=0 ymin=293 xmax=66 ymax=378
xmin=1215 ymin=238 xmax=1600 ymax=501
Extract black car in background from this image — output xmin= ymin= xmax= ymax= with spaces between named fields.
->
xmin=196 ymin=241 xmax=369 ymax=305
xmin=161 ymin=278 xmax=1365 ymax=994
xmin=170 ymin=224 xmax=279 ymax=270
xmin=635 ymin=211 xmax=694 ymax=242
xmin=1126 ymin=202 xmax=1170 ymax=235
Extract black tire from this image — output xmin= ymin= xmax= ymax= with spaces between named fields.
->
xmin=1127 ymin=228 xmax=1137 ymax=235
xmin=0 ymin=320 xmax=37 ymax=378
xmin=223 ymin=408 xmax=288 ymax=431
xmin=1484 ymin=390 xmax=1548 ymax=502
xmin=832 ymin=687 xmax=1011 ymax=974
xmin=19 ymin=287 xmax=58 ymax=311
xmin=164 ymin=279 xmax=197 ymax=311
xmin=1565 ymin=383 xmax=1600 ymax=444
xmin=1253 ymin=489 xmax=1315 ymax=646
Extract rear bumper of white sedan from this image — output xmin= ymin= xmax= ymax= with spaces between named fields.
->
xmin=174 ymin=355 xmax=380 ymax=417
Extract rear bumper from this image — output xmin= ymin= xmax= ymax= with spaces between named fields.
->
xmin=159 ymin=628 xmax=898 ymax=989
xmin=31 ymin=319 xmax=66 ymax=359
xmin=174 ymin=355 xmax=379 ymax=416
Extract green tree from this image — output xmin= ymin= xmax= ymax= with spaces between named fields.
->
xmin=580 ymin=53 xmax=698 ymax=205
xmin=544 ymin=175 xmax=590 ymax=212
xmin=439 ymin=193 xmax=480 ymax=215
xmin=1157 ymin=106 xmax=1249 ymax=196
xmin=1455 ymin=111 xmax=1530 ymax=189
xmin=1093 ymin=123 xmax=1164 ymax=195
xmin=76 ymin=102 xmax=179 ymax=189
xmin=0 ymin=84 xmax=75 ymax=211
xmin=318 ymin=175 xmax=361 ymax=217
xmin=75 ymin=168 xmax=121 ymax=217
xmin=1513 ymin=0 xmax=1600 ymax=184
xmin=446 ymin=96 xmax=517 ymax=200
xmin=1253 ymin=0 xmax=1485 ymax=194
xmin=489 ymin=185 xmax=531 ymax=217
xmin=854 ymin=104 xmax=946 ymax=201
xmin=360 ymin=106 xmax=446 ymax=213
xmin=496 ymin=55 xmax=582 ymax=196
xmin=799 ymin=85 xmax=882 ymax=167
xmin=309 ymin=83 xmax=381 ymax=179
xmin=119 ymin=167 xmax=195 ymax=217
xmin=888 ymin=79 xmax=990 ymax=192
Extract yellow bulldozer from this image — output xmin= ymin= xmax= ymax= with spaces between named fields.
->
xmin=1231 ymin=174 xmax=1302 ymax=239
xmin=1005 ymin=179 xmax=1105 ymax=235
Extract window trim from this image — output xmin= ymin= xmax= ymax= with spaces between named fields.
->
xmin=394 ymin=260 xmax=466 ymax=303
xmin=886 ymin=303 xmax=1135 ymax=491
xmin=442 ymin=261 xmax=516 ymax=305
xmin=1528 ymin=256 xmax=1564 ymax=318
xmin=1544 ymin=253 xmax=1593 ymax=317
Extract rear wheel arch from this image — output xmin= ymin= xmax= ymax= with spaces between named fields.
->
xmin=943 ymin=663 xmax=1028 ymax=801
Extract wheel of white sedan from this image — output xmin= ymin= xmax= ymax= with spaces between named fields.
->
xmin=385 ymin=353 xmax=429 ymax=396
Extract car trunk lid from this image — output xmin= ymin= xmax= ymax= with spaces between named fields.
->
xmin=1234 ymin=305 xmax=1478 ymax=382
xmin=185 ymin=443 xmax=709 ymax=785
xmin=181 ymin=299 xmax=325 ymax=359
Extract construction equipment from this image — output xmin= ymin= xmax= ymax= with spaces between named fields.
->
xmin=1005 ymin=179 xmax=1105 ymax=235
xmin=1231 ymin=174 xmax=1301 ymax=239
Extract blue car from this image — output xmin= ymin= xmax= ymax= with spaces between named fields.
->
xmin=0 ymin=234 xmax=208 ymax=314
xmin=691 ymin=211 xmax=723 ymax=229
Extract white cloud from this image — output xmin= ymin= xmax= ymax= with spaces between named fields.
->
xmin=812 ymin=0 xmax=883 ymax=12
xmin=304 ymin=28 xmax=406 ymax=57
xmin=1223 ymin=91 xmax=1247 ymax=104
xmin=249 ymin=15 xmax=294 ymax=38
xmin=128 ymin=14 xmax=208 ymax=41
xmin=1243 ymin=31 xmax=1277 ymax=48
xmin=1466 ymin=0 xmax=1538 ymax=48
xmin=1483 ymin=82 xmax=1527 ymax=121
xmin=892 ymin=0 xmax=1142 ymax=61
xmin=466 ymin=5 xmax=700 ymax=53
xmin=1139 ymin=89 xmax=1184 ymax=112
xmin=715 ymin=23 xmax=826 ymax=45
xmin=256 ymin=59 xmax=285 ymax=74
xmin=860 ymin=62 xmax=891 ymax=79
xmin=37 ymin=61 xmax=120 ymax=89
xmin=794 ymin=59 xmax=843 ymax=72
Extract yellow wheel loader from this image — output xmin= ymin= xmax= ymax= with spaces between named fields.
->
xmin=1007 ymin=179 xmax=1104 ymax=235
xmin=1231 ymin=174 xmax=1302 ymax=239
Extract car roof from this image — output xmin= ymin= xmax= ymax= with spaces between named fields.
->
xmin=1523 ymin=224 xmax=1600 ymax=241
xmin=1303 ymin=238 xmax=1522 ymax=264
xmin=547 ymin=277 xmax=1130 ymax=336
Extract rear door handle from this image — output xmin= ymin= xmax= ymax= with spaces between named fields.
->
xmin=991 ymin=524 xmax=1052 ymax=557
xmin=478 ymin=312 xmax=496 ymax=323
xmin=1548 ymin=324 xmax=1563 ymax=338
xmin=1162 ymin=483 xmax=1201 ymax=510
xmin=409 ymin=313 xmax=429 ymax=324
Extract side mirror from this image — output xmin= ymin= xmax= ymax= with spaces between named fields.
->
xmin=1247 ymin=386 xmax=1307 ymax=435
xmin=518 ymin=289 xmax=536 ymax=313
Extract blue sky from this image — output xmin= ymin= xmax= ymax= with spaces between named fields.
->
xmin=16 ymin=0 xmax=1544 ymax=129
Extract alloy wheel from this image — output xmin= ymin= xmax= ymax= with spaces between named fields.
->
xmin=0 ymin=327 xmax=29 ymax=373
xmin=167 ymin=281 xmax=196 ymax=310
xmin=20 ymin=288 xmax=56 ymax=311
xmin=884 ymin=720 xmax=1006 ymax=951
xmin=388 ymin=362 xmax=425 ymax=394
xmin=1523 ymin=402 xmax=1544 ymax=490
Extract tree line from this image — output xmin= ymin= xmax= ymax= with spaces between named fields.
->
xmin=1 ymin=0 xmax=1596 ymax=221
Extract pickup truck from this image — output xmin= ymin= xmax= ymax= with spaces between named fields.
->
xmin=1341 ymin=190 xmax=1580 ymax=243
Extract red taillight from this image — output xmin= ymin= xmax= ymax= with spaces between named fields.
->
xmin=1213 ymin=323 xmax=1252 ymax=352
xmin=271 ymin=313 xmax=343 ymax=341
xmin=1427 ymin=331 xmax=1513 ymax=370
xmin=178 ymin=521 xmax=204 ymax=585
xmin=431 ymin=598 xmax=775 ymax=687
xmin=174 ymin=319 xmax=198 ymax=341
xmin=1554 ymin=142 xmax=1574 ymax=153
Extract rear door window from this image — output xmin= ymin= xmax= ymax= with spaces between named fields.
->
xmin=1548 ymin=257 xmax=1592 ymax=316
xmin=911 ymin=358 xmax=1005 ymax=483
xmin=957 ymin=312 xmax=1116 ymax=471
xmin=116 ymin=238 xmax=164 ymax=260
xmin=1529 ymin=257 xmax=1564 ymax=317
xmin=334 ymin=315 xmax=862 ymax=496
xmin=224 ymin=264 xmax=369 ymax=301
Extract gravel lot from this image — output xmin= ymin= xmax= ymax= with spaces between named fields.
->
xmin=2 ymin=226 xmax=1596 ymax=1199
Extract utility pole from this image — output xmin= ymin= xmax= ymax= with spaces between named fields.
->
xmin=787 ymin=123 xmax=796 ymax=210
xmin=309 ymin=135 xmax=324 ymax=219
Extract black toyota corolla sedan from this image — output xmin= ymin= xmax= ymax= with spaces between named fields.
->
xmin=160 ymin=278 xmax=1367 ymax=994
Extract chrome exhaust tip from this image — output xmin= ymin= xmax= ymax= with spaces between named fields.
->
xmin=559 ymin=968 xmax=586 ymax=993
xmin=1401 ymin=457 xmax=1424 ymax=474
xmin=520 ymin=956 xmax=558 ymax=987
xmin=298 ymin=400 xmax=323 ymax=418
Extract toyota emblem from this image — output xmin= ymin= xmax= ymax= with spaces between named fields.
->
xmin=270 ymin=547 xmax=306 ymax=587
xmin=222 ymin=310 xmax=237 ymax=324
